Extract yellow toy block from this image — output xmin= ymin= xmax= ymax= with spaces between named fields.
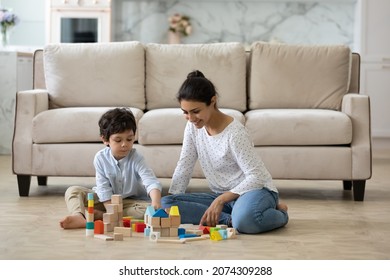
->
xmin=169 ymin=206 xmax=180 ymax=216
xmin=210 ymin=231 xmax=223 ymax=241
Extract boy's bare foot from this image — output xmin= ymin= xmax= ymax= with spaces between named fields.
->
xmin=277 ymin=203 xmax=288 ymax=212
xmin=59 ymin=214 xmax=86 ymax=229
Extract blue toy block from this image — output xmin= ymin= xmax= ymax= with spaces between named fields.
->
xmin=152 ymin=208 xmax=169 ymax=218
xmin=178 ymin=234 xmax=198 ymax=239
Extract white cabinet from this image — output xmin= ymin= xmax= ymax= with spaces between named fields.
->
xmin=0 ymin=51 xmax=33 ymax=154
xmin=356 ymin=0 xmax=390 ymax=138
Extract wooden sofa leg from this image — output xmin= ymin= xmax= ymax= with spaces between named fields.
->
xmin=352 ymin=180 xmax=366 ymax=201
xmin=343 ymin=180 xmax=352 ymax=190
xmin=17 ymin=175 xmax=31 ymax=197
xmin=37 ymin=176 xmax=47 ymax=186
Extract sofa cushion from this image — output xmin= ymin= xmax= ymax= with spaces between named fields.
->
xmin=249 ymin=42 xmax=351 ymax=110
xmin=32 ymin=107 xmax=144 ymax=143
xmin=145 ymin=42 xmax=247 ymax=111
xmin=43 ymin=42 xmax=146 ymax=109
xmin=138 ymin=108 xmax=245 ymax=145
xmin=245 ymin=109 xmax=352 ymax=146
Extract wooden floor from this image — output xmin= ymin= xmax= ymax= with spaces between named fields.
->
xmin=0 ymin=149 xmax=389 ymax=260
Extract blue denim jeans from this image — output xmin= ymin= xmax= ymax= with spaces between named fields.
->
xmin=161 ymin=188 xmax=288 ymax=234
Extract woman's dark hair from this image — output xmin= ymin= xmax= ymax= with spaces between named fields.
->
xmin=98 ymin=108 xmax=136 ymax=141
xmin=176 ymin=70 xmax=218 ymax=105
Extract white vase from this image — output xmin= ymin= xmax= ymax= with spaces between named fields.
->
xmin=0 ymin=29 xmax=9 ymax=48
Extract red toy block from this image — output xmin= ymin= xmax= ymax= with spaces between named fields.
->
xmin=123 ymin=218 xmax=131 ymax=228
xmin=134 ymin=222 xmax=146 ymax=233
xmin=199 ymin=225 xmax=211 ymax=234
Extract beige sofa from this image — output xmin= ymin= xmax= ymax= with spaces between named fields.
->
xmin=12 ymin=41 xmax=371 ymax=201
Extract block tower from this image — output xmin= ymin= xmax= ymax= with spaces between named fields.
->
xmin=102 ymin=194 xmax=123 ymax=232
xmin=86 ymin=193 xmax=94 ymax=237
xmin=144 ymin=206 xmax=181 ymax=238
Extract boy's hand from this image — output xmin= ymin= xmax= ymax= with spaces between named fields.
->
xmin=151 ymin=201 xmax=161 ymax=210
xmin=149 ymin=188 xmax=162 ymax=210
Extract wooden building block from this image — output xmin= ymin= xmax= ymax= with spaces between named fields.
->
xmin=149 ymin=231 xmax=161 ymax=241
xmin=94 ymin=234 xmax=114 ymax=241
xmin=169 ymin=227 xmax=178 ymax=237
xmin=114 ymin=233 xmax=124 ymax=241
xmin=216 ymin=224 xmax=228 ymax=229
xmin=160 ymin=227 xmax=170 ymax=237
xmin=105 ymin=204 xmax=118 ymax=214
xmin=160 ymin=217 xmax=171 ymax=227
xmin=103 ymin=213 xmax=118 ymax=223
xmin=227 ymin=228 xmax=237 ymax=239
xmin=114 ymin=226 xmax=132 ymax=237
xmin=86 ymin=212 xmax=94 ymax=222
xmin=104 ymin=222 xmax=114 ymax=233
xmin=150 ymin=217 xmax=161 ymax=227
xmin=111 ymin=194 xmax=122 ymax=204
xmin=156 ymin=239 xmax=186 ymax=244
xmin=185 ymin=229 xmax=203 ymax=236
xmin=170 ymin=216 xmax=181 ymax=227
xmin=180 ymin=236 xmax=208 ymax=242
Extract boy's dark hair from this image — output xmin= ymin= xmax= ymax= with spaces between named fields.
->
xmin=176 ymin=70 xmax=218 ymax=105
xmin=99 ymin=108 xmax=136 ymax=141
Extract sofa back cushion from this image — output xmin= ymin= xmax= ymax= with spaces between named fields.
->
xmin=145 ymin=42 xmax=247 ymax=111
xmin=248 ymin=42 xmax=351 ymax=110
xmin=43 ymin=42 xmax=146 ymax=109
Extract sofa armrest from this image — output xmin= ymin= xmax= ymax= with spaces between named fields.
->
xmin=341 ymin=93 xmax=372 ymax=179
xmin=12 ymin=89 xmax=49 ymax=174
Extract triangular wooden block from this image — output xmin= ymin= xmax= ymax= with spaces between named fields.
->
xmin=152 ymin=208 xmax=168 ymax=218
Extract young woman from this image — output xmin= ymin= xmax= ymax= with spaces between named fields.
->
xmin=161 ymin=70 xmax=288 ymax=234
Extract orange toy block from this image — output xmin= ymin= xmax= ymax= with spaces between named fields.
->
xmin=94 ymin=220 xmax=104 ymax=234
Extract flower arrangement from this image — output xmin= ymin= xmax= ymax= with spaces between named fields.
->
xmin=0 ymin=8 xmax=19 ymax=46
xmin=168 ymin=13 xmax=192 ymax=37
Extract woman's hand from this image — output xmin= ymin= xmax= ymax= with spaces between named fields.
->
xmin=199 ymin=198 xmax=224 ymax=227
xmin=199 ymin=192 xmax=239 ymax=227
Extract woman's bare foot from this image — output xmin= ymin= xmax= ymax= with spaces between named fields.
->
xmin=59 ymin=214 xmax=86 ymax=229
xmin=277 ymin=203 xmax=288 ymax=212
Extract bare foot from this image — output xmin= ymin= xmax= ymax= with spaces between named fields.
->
xmin=59 ymin=214 xmax=86 ymax=229
xmin=277 ymin=203 xmax=288 ymax=212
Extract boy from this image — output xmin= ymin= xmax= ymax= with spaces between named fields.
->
xmin=60 ymin=108 xmax=162 ymax=229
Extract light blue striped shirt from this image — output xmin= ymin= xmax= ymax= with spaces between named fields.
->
xmin=92 ymin=147 xmax=162 ymax=202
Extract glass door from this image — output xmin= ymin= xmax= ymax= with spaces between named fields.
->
xmin=61 ymin=17 xmax=98 ymax=43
